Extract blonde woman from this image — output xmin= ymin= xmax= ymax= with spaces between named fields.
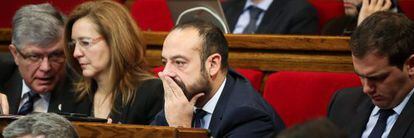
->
xmin=63 ymin=1 xmax=163 ymax=124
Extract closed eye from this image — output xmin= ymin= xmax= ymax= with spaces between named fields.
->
xmin=27 ymin=54 xmax=41 ymax=61
xmin=79 ymin=40 xmax=91 ymax=47
xmin=175 ymin=61 xmax=184 ymax=66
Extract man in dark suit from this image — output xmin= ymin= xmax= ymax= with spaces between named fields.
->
xmin=0 ymin=3 xmax=72 ymax=115
xmin=151 ymin=20 xmax=285 ymax=137
xmin=328 ymin=12 xmax=414 ymax=138
xmin=322 ymin=0 xmax=398 ymax=35
xmin=222 ymin=0 xmax=318 ymax=34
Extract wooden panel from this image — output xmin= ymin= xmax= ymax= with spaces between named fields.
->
xmin=0 ymin=119 xmax=209 ymax=138
xmin=0 ymin=29 xmax=353 ymax=72
xmin=73 ymin=122 xmax=177 ymax=138
xmin=143 ymin=31 xmax=350 ymax=51
xmin=0 ymin=28 xmax=11 ymax=43
xmin=144 ymin=31 xmax=353 ymax=72
xmin=0 ymin=46 xmax=7 ymax=52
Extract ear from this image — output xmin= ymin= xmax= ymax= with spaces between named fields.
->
xmin=205 ymin=53 xmax=222 ymax=77
xmin=9 ymin=44 xmax=20 ymax=66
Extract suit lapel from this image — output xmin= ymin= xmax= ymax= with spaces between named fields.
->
xmin=256 ymin=0 xmax=282 ymax=33
xmin=224 ymin=0 xmax=246 ymax=32
xmin=388 ymin=93 xmax=414 ymax=138
xmin=208 ymin=72 xmax=235 ymax=134
xmin=4 ymin=70 xmax=23 ymax=114
xmin=348 ymin=96 xmax=374 ymax=138
xmin=47 ymin=74 xmax=70 ymax=113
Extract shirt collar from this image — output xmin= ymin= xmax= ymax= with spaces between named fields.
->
xmin=199 ymin=78 xmax=227 ymax=114
xmin=244 ymin=0 xmax=273 ymax=11
xmin=21 ymin=79 xmax=51 ymax=100
xmin=372 ymin=87 xmax=414 ymax=116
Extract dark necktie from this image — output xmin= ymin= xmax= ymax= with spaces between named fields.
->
xmin=368 ymin=109 xmax=395 ymax=138
xmin=18 ymin=91 xmax=40 ymax=115
xmin=192 ymin=109 xmax=207 ymax=128
xmin=242 ymin=6 xmax=263 ymax=34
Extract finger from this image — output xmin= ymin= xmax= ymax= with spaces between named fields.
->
xmin=0 ymin=94 xmax=9 ymax=114
xmin=362 ymin=0 xmax=369 ymax=9
xmin=164 ymin=76 xmax=186 ymax=100
xmin=189 ymin=93 xmax=205 ymax=106
xmin=159 ymin=72 xmax=174 ymax=99
xmin=370 ymin=0 xmax=378 ymax=7
xmin=375 ymin=0 xmax=384 ymax=10
xmin=382 ymin=0 xmax=392 ymax=10
xmin=107 ymin=118 xmax=113 ymax=124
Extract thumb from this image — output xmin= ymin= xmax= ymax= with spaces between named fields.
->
xmin=189 ymin=93 xmax=205 ymax=106
xmin=0 ymin=93 xmax=9 ymax=114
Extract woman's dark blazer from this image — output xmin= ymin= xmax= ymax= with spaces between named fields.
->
xmin=62 ymin=78 xmax=164 ymax=124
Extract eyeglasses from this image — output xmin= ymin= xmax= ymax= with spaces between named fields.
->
xmin=15 ymin=47 xmax=65 ymax=65
xmin=68 ymin=36 xmax=104 ymax=50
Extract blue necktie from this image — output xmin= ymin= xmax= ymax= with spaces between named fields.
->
xmin=242 ymin=6 xmax=263 ymax=34
xmin=368 ymin=109 xmax=395 ymax=138
xmin=18 ymin=91 xmax=40 ymax=115
xmin=193 ymin=109 xmax=207 ymax=128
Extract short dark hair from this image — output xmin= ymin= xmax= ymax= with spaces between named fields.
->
xmin=276 ymin=118 xmax=347 ymax=138
xmin=350 ymin=11 xmax=414 ymax=69
xmin=173 ymin=20 xmax=229 ymax=71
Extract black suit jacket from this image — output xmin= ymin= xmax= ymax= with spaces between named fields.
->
xmin=151 ymin=69 xmax=285 ymax=137
xmin=328 ymin=87 xmax=414 ymax=138
xmin=0 ymin=54 xmax=77 ymax=114
xmin=64 ymin=79 xmax=164 ymax=125
xmin=222 ymin=0 xmax=318 ymax=34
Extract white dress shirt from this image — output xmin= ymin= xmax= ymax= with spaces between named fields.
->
xmin=19 ymin=80 xmax=50 ymax=113
xmin=233 ymin=0 xmax=273 ymax=34
xmin=194 ymin=78 xmax=227 ymax=129
xmin=361 ymin=88 xmax=414 ymax=138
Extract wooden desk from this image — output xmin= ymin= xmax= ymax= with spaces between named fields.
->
xmin=0 ymin=28 xmax=353 ymax=72
xmin=144 ymin=31 xmax=352 ymax=73
xmin=73 ymin=122 xmax=208 ymax=138
xmin=0 ymin=118 xmax=209 ymax=138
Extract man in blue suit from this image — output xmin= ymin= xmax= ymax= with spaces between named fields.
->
xmin=328 ymin=12 xmax=414 ymax=138
xmin=151 ymin=20 xmax=285 ymax=137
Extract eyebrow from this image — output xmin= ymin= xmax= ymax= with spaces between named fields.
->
xmin=72 ymin=36 xmax=92 ymax=40
xmin=162 ymin=55 xmax=188 ymax=60
xmin=354 ymin=70 xmax=389 ymax=79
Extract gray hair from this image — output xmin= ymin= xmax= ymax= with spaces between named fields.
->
xmin=2 ymin=113 xmax=79 ymax=138
xmin=12 ymin=3 xmax=65 ymax=49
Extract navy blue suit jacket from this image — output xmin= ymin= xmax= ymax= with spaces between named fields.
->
xmin=151 ymin=69 xmax=285 ymax=137
xmin=222 ymin=0 xmax=318 ymax=34
xmin=328 ymin=87 xmax=414 ymax=138
xmin=62 ymin=79 xmax=164 ymax=125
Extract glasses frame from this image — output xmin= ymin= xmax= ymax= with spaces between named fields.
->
xmin=14 ymin=46 xmax=65 ymax=65
xmin=68 ymin=36 xmax=104 ymax=50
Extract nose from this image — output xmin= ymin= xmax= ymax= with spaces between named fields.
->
xmin=362 ymin=78 xmax=375 ymax=94
xmin=163 ymin=62 xmax=172 ymax=74
xmin=38 ymin=57 xmax=51 ymax=72
xmin=162 ymin=61 xmax=176 ymax=77
xmin=73 ymin=44 xmax=84 ymax=58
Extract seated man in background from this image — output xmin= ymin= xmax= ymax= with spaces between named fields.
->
xmin=322 ymin=0 xmax=398 ymax=35
xmin=151 ymin=20 xmax=285 ymax=137
xmin=2 ymin=113 xmax=78 ymax=138
xmin=328 ymin=12 xmax=414 ymax=137
xmin=276 ymin=118 xmax=347 ymax=138
xmin=0 ymin=3 xmax=75 ymax=115
xmin=222 ymin=0 xmax=318 ymax=34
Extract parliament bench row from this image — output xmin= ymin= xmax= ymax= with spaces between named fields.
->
xmin=1 ymin=0 xmax=413 ymax=32
xmin=0 ymin=30 xmax=360 ymax=127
